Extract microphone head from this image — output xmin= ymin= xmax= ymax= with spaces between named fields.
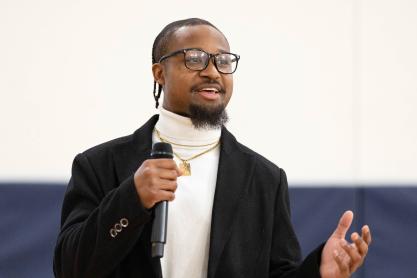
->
xmin=151 ymin=142 xmax=173 ymax=159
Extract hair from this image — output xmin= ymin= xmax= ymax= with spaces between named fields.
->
xmin=151 ymin=18 xmax=224 ymax=108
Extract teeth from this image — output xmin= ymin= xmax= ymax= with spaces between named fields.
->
xmin=199 ymin=88 xmax=218 ymax=93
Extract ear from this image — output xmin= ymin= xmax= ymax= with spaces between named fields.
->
xmin=152 ymin=63 xmax=165 ymax=86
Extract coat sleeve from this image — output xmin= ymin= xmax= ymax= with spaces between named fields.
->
xmin=269 ymin=168 xmax=324 ymax=278
xmin=53 ymin=153 xmax=152 ymax=278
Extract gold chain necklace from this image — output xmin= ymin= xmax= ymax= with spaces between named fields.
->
xmin=155 ymin=128 xmax=219 ymax=148
xmin=154 ymin=129 xmax=220 ymax=176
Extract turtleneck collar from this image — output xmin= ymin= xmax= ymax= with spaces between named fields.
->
xmin=154 ymin=106 xmax=221 ymax=146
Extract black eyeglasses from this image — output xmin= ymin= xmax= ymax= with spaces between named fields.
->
xmin=158 ymin=48 xmax=240 ymax=74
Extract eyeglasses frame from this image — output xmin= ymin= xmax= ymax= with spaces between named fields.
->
xmin=158 ymin=48 xmax=240 ymax=74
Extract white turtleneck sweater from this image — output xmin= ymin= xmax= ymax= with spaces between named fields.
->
xmin=153 ymin=107 xmax=221 ymax=278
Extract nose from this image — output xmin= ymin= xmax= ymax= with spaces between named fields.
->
xmin=199 ymin=57 xmax=221 ymax=80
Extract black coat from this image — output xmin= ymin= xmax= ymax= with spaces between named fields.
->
xmin=53 ymin=115 xmax=323 ymax=278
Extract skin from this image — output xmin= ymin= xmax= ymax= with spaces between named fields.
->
xmin=320 ymin=210 xmax=372 ymax=278
xmin=134 ymin=24 xmax=372 ymax=277
xmin=152 ymin=25 xmax=234 ymax=117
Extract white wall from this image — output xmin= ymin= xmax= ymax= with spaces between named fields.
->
xmin=1 ymin=0 xmax=416 ymax=184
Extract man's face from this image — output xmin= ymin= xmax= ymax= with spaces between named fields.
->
xmin=153 ymin=25 xmax=233 ymax=123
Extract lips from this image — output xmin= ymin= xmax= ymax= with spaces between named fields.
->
xmin=192 ymin=83 xmax=224 ymax=94
xmin=197 ymin=87 xmax=219 ymax=93
xmin=195 ymin=87 xmax=220 ymax=100
xmin=191 ymin=82 xmax=225 ymax=101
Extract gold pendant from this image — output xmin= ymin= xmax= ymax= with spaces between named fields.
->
xmin=179 ymin=161 xmax=191 ymax=176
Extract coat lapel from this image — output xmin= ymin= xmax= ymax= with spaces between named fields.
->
xmin=113 ymin=115 xmax=159 ymax=181
xmin=207 ymin=127 xmax=255 ymax=278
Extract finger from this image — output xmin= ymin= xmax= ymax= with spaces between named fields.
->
xmin=158 ymin=190 xmax=175 ymax=202
xmin=177 ymin=166 xmax=185 ymax=176
xmin=158 ymin=180 xmax=178 ymax=192
xmin=158 ymin=169 xmax=180 ymax=180
xmin=150 ymin=159 xmax=179 ymax=170
xmin=333 ymin=210 xmax=354 ymax=239
xmin=340 ymin=240 xmax=362 ymax=270
xmin=333 ymin=249 xmax=350 ymax=274
xmin=152 ymin=159 xmax=182 ymax=176
xmin=351 ymin=232 xmax=368 ymax=256
xmin=159 ymin=161 xmax=182 ymax=176
xmin=362 ymin=225 xmax=372 ymax=245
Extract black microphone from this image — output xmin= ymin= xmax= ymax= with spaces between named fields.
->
xmin=150 ymin=142 xmax=173 ymax=258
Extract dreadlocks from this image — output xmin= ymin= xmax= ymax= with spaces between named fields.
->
xmin=151 ymin=18 xmax=223 ymax=108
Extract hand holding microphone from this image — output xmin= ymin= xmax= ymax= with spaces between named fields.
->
xmin=133 ymin=143 xmax=181 ymax=209
xmin=133 ymin=142 xmax=181 ymax=258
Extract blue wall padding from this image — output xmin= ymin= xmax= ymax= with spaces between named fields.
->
xmin=361 ymin=187 xmax=417 ymax=278
xmin=0 ymin=184 xmax=65 ymax=278
xmin=0 ymin=184 xmax=416 ymax=278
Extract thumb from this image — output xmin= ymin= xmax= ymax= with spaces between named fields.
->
xmin=332 ymin=210 xmax=354 ymax=239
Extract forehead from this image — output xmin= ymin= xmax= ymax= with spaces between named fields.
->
xmin=168 ymin=25 xmax=230 ymax=53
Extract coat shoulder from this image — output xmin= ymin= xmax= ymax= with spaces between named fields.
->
xmin=78 ymin=115 xmax=158 ymax=162
xmin=81 ymin=133 xmax=135 ymax=159
xmin=232 ymin=137 xmax=284 ymax=180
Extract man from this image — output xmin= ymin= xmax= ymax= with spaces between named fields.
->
xmin=53 ymin=18 xmax=371 ymax=278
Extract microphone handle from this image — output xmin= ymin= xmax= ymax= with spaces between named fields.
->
xmin=149 ymin=142 xmax=173 ymax=258
xmin=151 ymin=200 xmax=168 ymax=258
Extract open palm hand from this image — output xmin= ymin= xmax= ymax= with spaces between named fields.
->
xmin=320 ymin=211 xmax=372 ymax=278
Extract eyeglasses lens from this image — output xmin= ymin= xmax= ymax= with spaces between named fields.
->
xmin=215 ymin=54 xmax=236 ymax=74
xmin=185 ymin=50 xmax=208 ymax=71
xmin=184 ymin=50 xmax=237 ymax=74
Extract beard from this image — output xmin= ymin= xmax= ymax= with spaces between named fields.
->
xmin=189 ymin=103 xmax=229 ymax=129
